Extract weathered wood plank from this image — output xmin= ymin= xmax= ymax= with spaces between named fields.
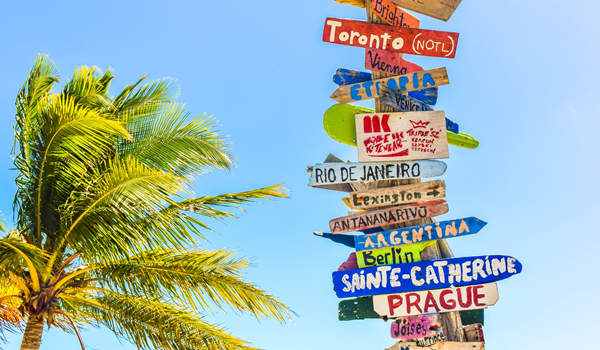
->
xmin=464 ymin=324 xmax=484 ymax=343
xmin=308 ymin=154 xmax=354 ymax=192
xmin=312 ymin=231 xmax=356 ymax=248
xmin=355 ymin=111 xmax=449 ymax=162
xmin=323 ymin=18 xmax=459 ymax=58
xmin=333 ymin=68 xmax=438 ymax=105
xmin=354 ymin=217 xmax=487 ymax=252
xmin=309 ymin=160 xmax=447 ymax=188
xmin=329 ymin=199 xmax=449 ymax=234
xmin=331 ymin=68 xmax=448 ymax=103
xmin=338 ymin=252 xmax=359 ymax=271
xmin=356 ymin=241 xmax=434 ymax=268
xmin=391 ymin=0 xmax=463 ymax=22
xmin=380 ymin=85 xmax=434 ymax=112
xmin=391 ymin=314 xmax=441 ymax=339
xmin=366 ymin=49 xmax=423 ymax=76
xmin=332 ymin=256 xmax=521 ymax=298
xmin=459 ymin=309 xmax=484 ymax=326
xmin=373 ymin=284 xmax=499 ymax=317
xmin=332 ymin=0 xmax=366 ymax=8
xmin=348 ymin=180 xmax=445 ymax=209
xmin=387 ymin=341 xmax=484 ymax=350
xmin=372 ymin=0 xmax=420 ymax=28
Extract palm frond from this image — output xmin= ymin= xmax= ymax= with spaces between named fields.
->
xmin=0 ymin=237 xmax=48 ymax=279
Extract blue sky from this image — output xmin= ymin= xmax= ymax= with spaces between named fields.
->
xmin=1 ymin=0 xmax=600 ymax=349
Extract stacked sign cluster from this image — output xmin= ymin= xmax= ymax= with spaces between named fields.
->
xmin=308 ymin=1 xmax=522 ymax=349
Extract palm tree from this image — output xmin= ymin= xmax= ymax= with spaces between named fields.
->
xmin=0 ymin=54 xmax=292 ymax=350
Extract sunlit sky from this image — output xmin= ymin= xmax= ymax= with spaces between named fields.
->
xmin=1 ymin=1 xmax=600 ymax=349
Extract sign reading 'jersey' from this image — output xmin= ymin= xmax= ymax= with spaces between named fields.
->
xmin=355 ymin=111 xmax=449 ymax=162
xmin=323 ymin=18 xmax=459 ymax=58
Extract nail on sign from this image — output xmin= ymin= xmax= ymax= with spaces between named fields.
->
xmin=332 ymin=255 xmax=521 ymax=298
xmin=355 ymin=111 xmax=449 ymax=162
xmin=374 ymin=284 xmax=499 ymax=318
xmin=323 ymin=18 xmax=459 ymax=58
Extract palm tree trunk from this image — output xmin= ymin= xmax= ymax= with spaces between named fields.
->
xmin=20 ymin=314 xmax=44 ymax=350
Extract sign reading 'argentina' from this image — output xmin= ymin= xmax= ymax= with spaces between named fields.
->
xmin=331 ymin=255 xmax=522 ymax=298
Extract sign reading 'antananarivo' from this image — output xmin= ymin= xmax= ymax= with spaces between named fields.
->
xmin=323 ymin=18 xmax=459 ymax=58
xmin=374 ymin=283 xmax=499 ymax=317
xmin=348 ymin=180 xmax=445 ymax=209
xmin=354 ymin=217 xmax=486 ymax=252
xmin=330 ymin=67 xmax=449 ymax=103
xmin=331 ymin=255 xmax=521 ymax=298
xmin=329 ymin=199 xmax=449 ymax=234
xmin=355 ymin=111 xmax=449 ymax=162
xmin=308 ymin=160 xmax=447 ymax=187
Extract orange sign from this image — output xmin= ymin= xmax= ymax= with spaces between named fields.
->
xmin=372 ymin=0 xmax=420 ymax=29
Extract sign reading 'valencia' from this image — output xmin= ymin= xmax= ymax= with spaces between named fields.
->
xmin=329 ymin=199 xmax=448 ymax=234
xmin=355 ymin=111 xmax=449 ymax=162
xmin=354 ymin=217 xmax=487 ymax=252
xmin=374 ymin=283 xmax=499 ymax=317
xmin=332 ymin=255 xmax=521 ymax=298
xmin=348 ymin=180 xmax=445 ymax=209
xmin=323 ymin=18 xmax=459 ymax=58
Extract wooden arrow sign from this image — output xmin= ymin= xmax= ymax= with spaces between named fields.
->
xmin=391 ymin=314 xmax=440 ymax=339
xmin=357 ymin=241 xmax=434 ymax=268
xmin=333 ymin=69 xmax=438 ymax=105
xmin=373 ymin=283 xmax=499 ymax=317
xmin=308 ymin=160 xmax=447 ymax=188
xmin=332 ymin=255 xmax=521 ymax=298
xmin=354 ymin=217 xmax=487 ymax=252
xmin=313 ymin=231 xmax=355 ymax=248
xmin=380 ymin=85 xmax=434 ymax=113
xmin=330 ymin=67 xmax=449 ymax=103
xmin=386 ymin=341 xmax=484 ymax=350
xmin=329 ymin=199 xmax=448 ymax=234
xmin=355 ymin=111 xmax=449 ymax=162
xmin=391 ymin=0 xmax=463 ymax=22
xmin=348 ymin=180 xmax=446 ymax=209
xmin=373 ymin=0 xmax=420 ymax=28
xmin=366 ymin=49 xmax=425 ymax=76
xmin=323 ymin=18 xmax=459 ymax=58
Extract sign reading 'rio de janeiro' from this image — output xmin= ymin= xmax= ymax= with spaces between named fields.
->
xmin=354 ymin=217 xmax=487 ymax=252
xmin=308 ymin=160 xmax=447 ymax=187
xmin=330 ymin=67 xmax=448 ymax=103
xmin=355 ymin=111 xmax=449 ymax=162
xmin=348 ymin=180 xmax=445 ymax=209
xmin=374 ymin=283 xmax=499 ymax=318
xmin=329 ymin=199 xmax=449 ymax=234
xmin=331 ymin=255 xmax=521 ymax=298
xmin=323 ymin=18 xmax=459 ymax=58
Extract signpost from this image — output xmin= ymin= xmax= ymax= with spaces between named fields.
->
xmin=308 ymin=159 xmax=447 ymax=187
xmin=329 ymin=199 xmax=449 ymax=234
xmin=332 ymin=256 xmax=521 ymax=298
xmin=391 ymin=314 xmax=440 ymax=339
xmin=373 ymin=283 xmax=499 ymax=317
xmin=372 ymin=0 xmax=420 ymax=28
xmin=330 ymin=67 xmax=449 ymax=103
xmin=348 ymin=180 xmax=446 ymax=209
xmin=323 ymin=18 xmax=459 ymax=58
xmin=355 ymin=111 xmax=449 ymax=162
xmin=354 ymin=217 xmax=487 ymax=252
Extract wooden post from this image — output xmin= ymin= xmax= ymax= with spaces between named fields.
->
xmin=357 ymin=0 xmax=466 ymax=341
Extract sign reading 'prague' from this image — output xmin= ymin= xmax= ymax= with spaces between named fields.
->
xmin=355 ymin=111 xmax=449 ymax=162
xmin=374 ymin=283 xmax=499 ymax=317
xmin=332 ymin=255 xmax=521 ymax=298
xmin=323 ymin=18 xmax=459 ymax=58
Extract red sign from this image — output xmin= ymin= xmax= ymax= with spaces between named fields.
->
xmin=365 ymin=49 xmax=423 ymax=75
xmin=323 ymin=18 xmax=459 ymax=58
xmin=372 ymin=0 xmax=420 ymax=28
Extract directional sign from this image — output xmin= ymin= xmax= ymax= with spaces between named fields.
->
xmin=366 ymin=49 xmax=424 ymax=76
xmin=387 ymin=341 xmax=484 ymax=350
xmin=372 ymin=0 xmax=420 ymax=28
xmin=323 ymin=18 xmax=459 ymax=58
xmin=447 ymin=131 xmax=479 ymax=149
xmin=464 ymin=324 xmax=485 ymax=343
xmin=313 ymin=231 xmax=355 ymax=248
xmin=391 ymin=314 xmax=440 ymax=339
xmin=329 ymin=199 xmax=448 ymax=234
xmin=333 ymin=69 xmax=438 ymax=105
xmin=357 ymin=241 xmax=434 ymax=268
xmin=354 ymin=217 xmax=487 ymax=252
xmin=391 ymin=0 xmax=463 ymax=22
xmin=373 ymin=284 xmax=499 ymax=317
xmin=355 ymin=111 xmax=449 ymax=162
xmin=380 ymin=85 xmax=434 ymax=112
xmin=332 ymin=256 xmax=521 ymax=298
xmin=348 ymin=180 xmax=445 ymax=209
xmin=330 ymin=67 xmax=449 ymax=103
xmin=308 ymin=160 xmax=447 ymax=187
